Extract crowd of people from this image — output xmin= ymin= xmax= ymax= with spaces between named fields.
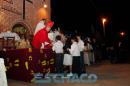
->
xmin=51 ymin=32 xmax=102 ymax=76
xmin=32 ymin=19 xmax=103 ymax=76
xmin=0 ymin=19 xmax=103 ymax=76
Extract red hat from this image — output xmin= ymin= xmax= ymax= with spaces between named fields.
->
xmin=46 ymin=21 xmax=54 ymax=28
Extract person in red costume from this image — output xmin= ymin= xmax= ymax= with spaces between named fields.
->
xmin=32 ymin=21 xmax=54 ymax=49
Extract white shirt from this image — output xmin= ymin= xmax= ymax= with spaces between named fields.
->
xmin=52 ymin=41 xmax=63 ymax=53
xmin=78 ymin=39 xmax=84 ymax=52
xmin=69 ymin=42 xmax=80 ymax=56
xmin=34 ymin=21 xmax=45 ymax=35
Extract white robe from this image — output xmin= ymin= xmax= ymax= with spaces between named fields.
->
xmin=0 ymin=58 xmax=8 ymax=86
xmin=84 ymin=43 xmax=95 ymax=65
xmin=34 ymin=21 xmax=45 ymax=35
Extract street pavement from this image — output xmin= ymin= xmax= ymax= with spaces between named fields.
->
xmin=8 ymin=60 xmax=130 ymax=86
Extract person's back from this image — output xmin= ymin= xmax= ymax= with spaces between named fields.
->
xmin=52 ymin=35 xmax=63 ymax=53
xmin=70 ymin=41 xmax=80 ymax=56
xmin=92 ymin=38 xmax=102 ymax=63
xmin=52 ymin=35 xmax=64 ymax=73
xmin=69 ymin=36 xmax=81 ymax=76
xmin=76 ymin=35 xmax=85 ymax=72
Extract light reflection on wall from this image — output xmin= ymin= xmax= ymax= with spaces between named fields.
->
xmin=38 ymin=7 xmax=48 ymax=20
xmin=0 ymin=0 xmax=51 ymax=33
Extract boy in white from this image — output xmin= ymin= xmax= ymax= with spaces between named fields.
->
xmin=68 ymin=36 xmax=81 ymax=76
xmin=76 ymin=35 xmax=85 ymax=72
xmin=52 ymin=35 xmax=64 ymax=73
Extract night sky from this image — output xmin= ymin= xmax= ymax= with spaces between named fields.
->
xmin=51 ymin=0 xmax=112 ymax=31
xmin=51 ymin=0 xmax=129 ymax=41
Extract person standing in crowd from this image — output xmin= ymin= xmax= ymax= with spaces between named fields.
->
xmin=34 ymin=19 xmax=46 ymax=36
xmin=63 ymin=37 xmax=73 ymax=76
xmin=59 ymin=30 xmax=66 ymax=45
xmin=84 ymin=38 xmax=95 ymax=66
xmin=32 ymin=21 xmax=54 ymax=49
xmin=91 ymin=38 xmax=102 ymax=63
xmin=52 ymin=35 xmax=64 ymax=73
xmin=68 ymin=36 xmax=81 ymax=76
xmin=76 ymin=35 xmax=85 ymax=72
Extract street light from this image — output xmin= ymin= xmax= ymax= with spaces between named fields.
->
xmin=120 ymin=31 xmax=125 ymax=37
xmin=102 ymin=18 xmax=106 ymax=37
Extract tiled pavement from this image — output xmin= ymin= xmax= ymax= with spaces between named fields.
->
xmin=8 ymin=60 xmax=130 ymax=86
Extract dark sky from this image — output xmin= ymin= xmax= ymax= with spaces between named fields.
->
xmin=114 ymin=1 xmax=129 ymax=30
xmin=51 ymin=0 xmax=112 ymax=31
xmin=51 ymin=0 xmax=129 ymax=37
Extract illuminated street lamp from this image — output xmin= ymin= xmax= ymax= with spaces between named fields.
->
xmin=102 ymin=18 xmax=107 ymax=37
xmin=120 ymin=31 xmax=125 ymax=37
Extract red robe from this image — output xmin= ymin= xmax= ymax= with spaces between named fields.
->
xmin=32 ymin=28 xmax=51 ymax=49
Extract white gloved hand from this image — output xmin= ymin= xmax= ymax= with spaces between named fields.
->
xmin=41 ymin=43 xmax=44 ymax=49
xmin=44 ymin=42 xmax=49 ymax=45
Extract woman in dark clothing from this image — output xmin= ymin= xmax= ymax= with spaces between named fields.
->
xmin=63 ymin=37 xmax=73 ymax=76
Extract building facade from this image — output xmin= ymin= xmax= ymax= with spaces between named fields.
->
xmin=0 ymin=0 xmax=51 ymax=35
